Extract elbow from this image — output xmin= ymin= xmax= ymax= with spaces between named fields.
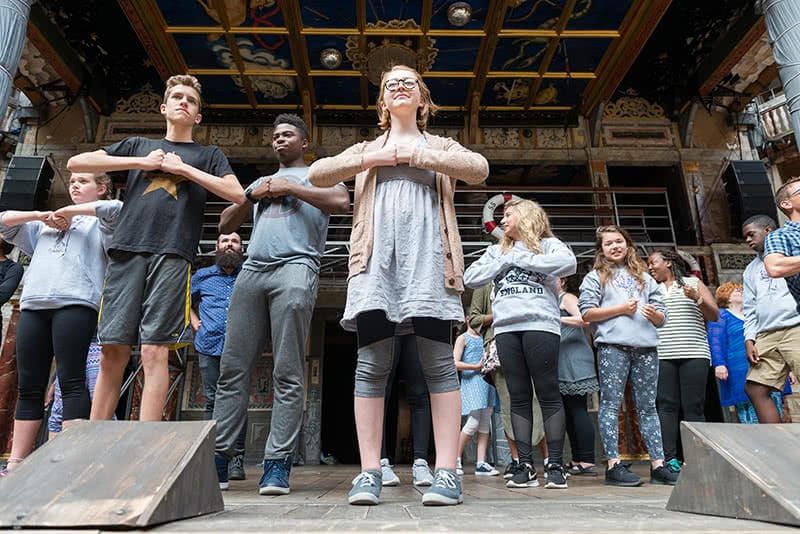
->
xmin=66 ymin=155 xmax=81 ymax=172
xmin=764 ymin=263 xmax=787 ymax=278
xmin=332 ymin=195 xmax=351 ymax=215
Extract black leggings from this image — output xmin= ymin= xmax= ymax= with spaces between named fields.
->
xmin=657 ymin=358 xmax=708 ymax=461
xmin=495 ymin=330 xmax=565 ymax=466
xmin=562 ymin=393 xmax=595 ymax=464
xmin=15 ymin=306 xmax=97 ymax=421
xmin=381 ymin=334 xmax=432 ymax=460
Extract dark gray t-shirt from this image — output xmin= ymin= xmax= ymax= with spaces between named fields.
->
xmin=244 ymin=166 xmax=332 ymax=273
xmin=104 ymin=137 xmax=234 ymax=261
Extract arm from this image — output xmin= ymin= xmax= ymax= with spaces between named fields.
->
xmin=162 ymin=151 xmax=245 ymax=204
xmin=578 ymin=273 xmax=636 ymax=323
xmin=764 ymin=253 xmax=800 ymax=278
xmin=408 ymin=137 xmax=489 ymax=185
xmin=218 ymin=202 xmax=252 ymax=234
xmin=683 ymin=280 xmax=719 ymax=322
xmin=308 ymin=142 xmax=369 ymax=187
xmin=742 ymin=274 xmax=758 ymax=342
xmin=707 ymin=313 xmax=729 ymax=380
xmin=509 ymin=240 xmax=577 ymax=277
xmin=252 ymin=179 xmax=350 ymax=215
xmin=190 ymin=307 xmax=201 ymax=332
xmin=67 ymin=148 xmax=161 ymax=174
xmin=0 ymin=210 xmax=52 ymax=227
xmin=463 ymin=246 xmax=510 ymax=288
xmin=452 ymin=335 xmax=481 ymax=371
xmin=0 ymin=262 xmax=22 ymax=304
xmin=560 ymin=293 xmax=588 ymax=328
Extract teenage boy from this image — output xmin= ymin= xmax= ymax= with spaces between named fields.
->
xmin=763 ymin=176 xmax=800 ymax=310
xmin=67 ymin=74 xmax=244 ymax=421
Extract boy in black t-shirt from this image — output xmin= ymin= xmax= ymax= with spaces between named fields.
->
xmin=67 ymin=74 xmax=244 ymax=421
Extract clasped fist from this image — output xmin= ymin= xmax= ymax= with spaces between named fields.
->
xmin=141 ymin=149 xmax=184 ymax=173
xmin=620 ymin=298 xmax=638 ymax=316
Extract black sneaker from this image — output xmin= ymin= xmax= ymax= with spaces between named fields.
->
xmin=605 ymin=463 xmax=643 ymax=487
xmin=229 ymin=454 xmax=246 ymax=481
xmin=503 ymin=459 xmax=520 ymax=480
xmin=650 ymin=464 xmax=679 ymax=485
xmin=506 ymin=462 xmax=539 ymax=488
xmin=544 ymin=463 xmax=568 ymax=489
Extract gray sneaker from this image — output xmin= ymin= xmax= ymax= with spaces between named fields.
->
xmin=349 ymin=469 xmax=382 ymax=505
xmin=229 ymin=454 xmax=246 ymax=481
xmin=380 ymin=458 xmax=400 ymax=486
xmin=422 ymin=468 xmax=463 ymax=506
xmin=412 ymin=458 xmax=434 ymax=486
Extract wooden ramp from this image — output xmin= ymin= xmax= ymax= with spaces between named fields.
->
xmin=0 ymin=420 xmax=223 ymax=528
xmin=667 ymin=422 xmax=800 ymax=527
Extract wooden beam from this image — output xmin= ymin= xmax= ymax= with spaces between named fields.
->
xmin=357 ymin=0 xmax=369 ymax=109
xmin=421 ymin=0 xmax=433 ymax=34
xmin=525 ymin=0 xmax=577 ymax=110
xmin=580 ymin=0 xmax=671 ymax=116
xmin=118 ymin=0 xmax=188 ymax=79
xmin=698 ymin=17 xmax=765 ymax=96
xmin=211 ymin=0 xmax=257 ymax=108
xmin=464 ymin=0 xmax=509 ymax=114
xmin=281 ymin=0 xmax=316 ymax=118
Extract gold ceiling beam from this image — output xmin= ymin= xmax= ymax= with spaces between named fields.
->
xmin=499 ymin=29 xmax=620 ymax=38
xmin=581 ymin=0 xmax=671 ymax=115
xmin=119 ymin=0 xmax=188 ymax=80
xmin=188 ymin=68 xmax=297 ymax=76
xmin=357 ymin=0 xmax=369 ymax=109
xmin=281 ymin=0 xmax=316 ymax=128
xmin=485 ymin=71 xmax=596 ymax=79
xmin=466 ymin=0 xmax=510 ymax=143
xmin=165 ymin=27 xmax=618 ymax=38
xmin=166 ymin=26 xmax=289 ymax=35
xmin=211 ymin=0 xmax=258 ymax=108
xmin=525 ymin=0 xmax=578 ymax=110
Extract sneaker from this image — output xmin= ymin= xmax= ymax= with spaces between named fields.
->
xmin=380 ymin=458 xmax=400 ymax=486
xmin=605 ymin=462 xmax=643 ymax=487
xmin=455 ymin=457 xmax=464 ymax=476
xmin=650 ymin=464 xmax=679 ymax=485
xmin=412 ymin=458 xmax=434 ymax=486
xmin=229 ymin=454 xmax=246 ymax=481
xmin=503 ymin=459 xmax=520 ymax=480
xmin=215 ymin=454 xmax=229 ymax=490
xmin=349 ymin=469 xmax=382 ymax=505
xmin=544 ymin=463 xmax=568 ymax=489
xmin=506 ymin=462 xmax=539 ymax=488
xmin=666 ymin=458 xmax=683 ymax=473
xmin=258 ymin=457 xmax=291 ymax=495
xmin=422 ymin=468 xmax=463 ymax=506
xmin=475 ymin=462 xmax=500 ymax=476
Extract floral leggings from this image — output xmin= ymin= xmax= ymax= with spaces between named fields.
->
xmin=597 ymin=344 xmax=664 ymax=461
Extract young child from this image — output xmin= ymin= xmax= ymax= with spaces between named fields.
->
xmin=0 ymin=172 xmax=121 ymax=474
xmin=67 ymin=74 xmax=243 ymax=422
xmin=578 ymin=225 xmax=678 ymax=487
xmin=453 ymin=318 xmax=499 ymax=477
xmin=464 ymin=199 xmax=576 ymax=490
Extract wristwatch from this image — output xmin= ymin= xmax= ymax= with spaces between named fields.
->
xmin=244 ymin=186 xmax=258 ymax=204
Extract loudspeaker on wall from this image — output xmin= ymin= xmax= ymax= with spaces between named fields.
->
xmin=0 ymin=156 xmax=54 ymax=212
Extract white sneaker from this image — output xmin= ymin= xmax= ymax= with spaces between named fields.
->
xmin=475 ymin=461 xmax=500 ymax=476
xmin=412 ymin=458 xmax=434 ymax=486
xmin=455 ymin=457 xmax=464 ymax=476
xmin=380 ymin=458 xmax=400 ymax=486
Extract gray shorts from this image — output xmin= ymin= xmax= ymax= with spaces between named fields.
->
xmin=97 ymin=251 xmax=192 ymax=346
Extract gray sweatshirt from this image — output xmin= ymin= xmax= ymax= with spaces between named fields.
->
xmin=578 ymin=267 xmax=667 ymax=348
xmin=743 ymin=254 xmax=800 ymax=341
xmin=464 ymin=238 xmax=576 ymax=336
xmin=0 ymin=200 xmax=122 ymax=311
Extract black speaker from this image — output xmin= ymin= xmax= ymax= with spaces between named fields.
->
xmin=723 ymin=160 xmax=778 ymax=237
xmin=0 ymin=156 xmax=54 ymax=211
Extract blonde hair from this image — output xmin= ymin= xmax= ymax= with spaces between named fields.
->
xmin=715 ymin=282 xmax=742 ymax=308
xmin=163 ymin=74 xmax=203 ymax=110
xmin=499 ymin=199 xmax=553 ymax=254
xmin=376 ymin=65 xmax=439 ymax=131
xmin=94 ymin=173 xmax=113 ymax=200
xmin=775 ymin=176 xmax=800 ymax=215
xmin=593 ymin=225 xmax=648 ymax=289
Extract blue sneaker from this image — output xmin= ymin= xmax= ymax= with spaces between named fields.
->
xmin=349 ymin=469 xmax=382 ymax=505
xmin=422 ymin=468 xmax=463 ymax=506
xmin=259 ymin=457 xmax=292 ymax=495
xmin=215 ymin=454 xmax=229 ymax=491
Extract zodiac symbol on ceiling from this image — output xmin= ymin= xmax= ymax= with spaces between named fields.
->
xmin=502 ymin=0 xmax=591 ymax=70
xmin=493 ymin=80 xmax=558 ymax=105
xmin=211 ymin=38 xmax=296 ymax=99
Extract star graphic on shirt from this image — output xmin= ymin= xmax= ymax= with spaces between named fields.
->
xmin=142 ymin=171 xmax=187 ymax=200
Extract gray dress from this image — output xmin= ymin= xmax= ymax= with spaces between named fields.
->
xmin=558 ymin=296 xmax=599 ymax=396
xmin=341 ymin=161 xmax=464 ymax=330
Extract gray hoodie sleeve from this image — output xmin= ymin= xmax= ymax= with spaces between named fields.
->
xmin=0 ymin=219 xmax=44 ymax=257
xmin=645 ymin=274 xmax=668 ymax=323
xmin=742 ymin=263 xmax=758 ymax=341
xmin=464 ymin=245 xmax=510 ymax=288
xmin=578 ymin=271 xmax=602 ymax=314
xmin=94 ymin=199 xmax=123 ymax=252
xmin=510 ymin=238 xmax=576 ymax=277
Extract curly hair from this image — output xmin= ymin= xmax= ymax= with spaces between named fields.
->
xmin=715 ymin=282 xmax=742 ymax=308
xmin=593 ymin=225 xmax=648 ymax=289
xmin=650 ymin=249 xmax=689 ymax=286
xmin=376 ymin=65 xmax=439 ymax=131
xmin=273 ymin=113 xmax=309 ymax=140
xmin=499 ymin=198 xmax=553 ymax=254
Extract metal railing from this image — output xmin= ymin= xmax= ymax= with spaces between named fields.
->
xmin=199 ymin=185 xmax=677 ymax=285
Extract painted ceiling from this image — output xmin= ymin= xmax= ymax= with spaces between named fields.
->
xmin=116 ymin=0 xmax=656 ymax=125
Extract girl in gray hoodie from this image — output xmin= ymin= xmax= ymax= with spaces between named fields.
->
xmin=0 ymin=172 xmax=121 ymax=473
xmin=464 ymin=198 xmax=576 ymax=490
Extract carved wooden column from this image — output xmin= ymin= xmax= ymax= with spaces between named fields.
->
xmin=681 ymin=161 xmax=716 ymax=244
xmin=0 ymin=299 xmax=20 ymax=455
xmin=590 ymin=160 xmax=614 ymax=225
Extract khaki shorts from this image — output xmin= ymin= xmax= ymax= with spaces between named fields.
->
xmin=97 ymin=251 xmax=192 ymax=346
xmin=746 ymin=325 xmax=800 ymax=390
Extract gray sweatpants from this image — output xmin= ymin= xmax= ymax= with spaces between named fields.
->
xmin=213 ymin=264 xmax=318 ymax=460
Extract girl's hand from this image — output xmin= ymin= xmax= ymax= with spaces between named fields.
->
xmin=620 ymin=299 xmax=638 ymax=316
xmin=682 ymin=284 xmax=700 ymax=302
xmin=49 ymin=208 xmax=72 ymax=230
xmin=366 ymin=145 xmax=398 ymax=168
xmin=394 ymin=143 xmax=415 ymax=165
xmin=714 ymin=365 xmax=729 ymax=381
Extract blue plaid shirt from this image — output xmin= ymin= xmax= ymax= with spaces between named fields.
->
xmin=764 ymin=221 xmax=800 ymax=312
xmin=190 ymin=264 xmax=240 ymax=356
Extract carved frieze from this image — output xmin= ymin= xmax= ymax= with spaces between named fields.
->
xmin=483 ymin=128 xmax=520 ymax=148
xmin=536 ymin=128 xmax=569 ymax=148
xmin=208 ymin=126 xmax=245 ymax=146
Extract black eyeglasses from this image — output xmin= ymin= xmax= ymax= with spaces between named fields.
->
xmin=384 ymin=78 xmax=418 ymax=92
